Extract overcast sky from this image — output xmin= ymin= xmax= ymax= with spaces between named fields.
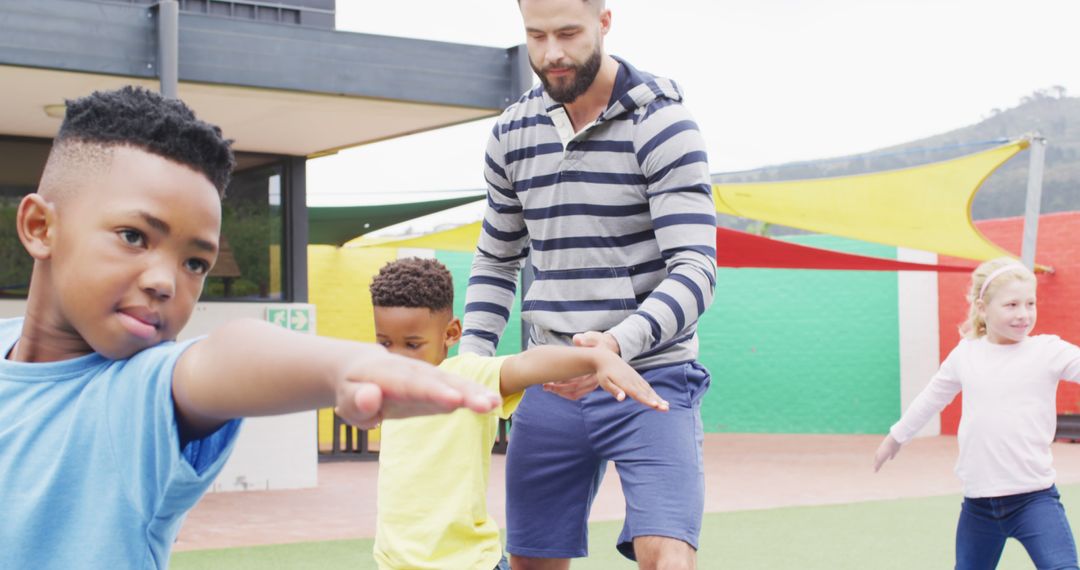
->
xmin=307 ymin=0 xmax=1080 ymax=220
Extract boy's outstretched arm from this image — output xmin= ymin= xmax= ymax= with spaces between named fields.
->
xmin=499 ymin=345 xmax=669 ymax=411
xmin=172 ymin=319 xmax=502 ymax=440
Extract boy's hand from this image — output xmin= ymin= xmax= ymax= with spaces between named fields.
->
xmin=590 ymin=349 xmax=669 ymax=411
xmin=336 ymin=350 xmax=502 ymax=427
xmin=873 ymin=434 xmax=902 ymax=472
xmin=542 ymin=330 xmax=620 ymax=400
xmin=334 ymin=383 xmax=384 ymax=429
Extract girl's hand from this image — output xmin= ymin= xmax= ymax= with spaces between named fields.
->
xmin=873 ymin=435 xmax=902 ymax=472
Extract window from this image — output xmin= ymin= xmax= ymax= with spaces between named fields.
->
xmin=0 ymin=138 xmax=50 ymax=299
xmin=203 ymin=154 xmax=286 ymax=301
xmin=0 ymin=137 xmax=289 ymax=301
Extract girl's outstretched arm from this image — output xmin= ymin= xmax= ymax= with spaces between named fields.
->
xmin=873 ymin=434 xmax=902 ymax=472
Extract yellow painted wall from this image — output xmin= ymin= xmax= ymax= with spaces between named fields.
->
xmin=269 ymin=243 xmax=281 ymax=298
xmin=309 ymin=245 xmax=398 ymax=447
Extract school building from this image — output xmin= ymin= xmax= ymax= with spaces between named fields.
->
xmin=0 ymin=0 xmax=530 ymax=490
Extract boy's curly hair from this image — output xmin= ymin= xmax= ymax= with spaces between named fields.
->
xmin=56 ymin=86 xmax=235 ymax=194
xmin=370 ymin=257 xmax=454 ymax=312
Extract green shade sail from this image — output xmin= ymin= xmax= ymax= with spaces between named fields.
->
xmin=307 ymin=194 xmax=484 ymax=246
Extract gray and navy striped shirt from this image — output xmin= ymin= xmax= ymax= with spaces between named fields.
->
xmin=461 ymin=57 xmax=717 ymax=370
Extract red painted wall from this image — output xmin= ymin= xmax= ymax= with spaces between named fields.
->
xmin=937 ymin=212 xmax=1080 ymax=435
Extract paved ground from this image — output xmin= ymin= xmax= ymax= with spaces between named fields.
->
xmin=175 ymin=433 xmax=1080 ymax=552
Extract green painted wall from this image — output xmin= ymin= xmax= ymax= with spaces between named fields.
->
xmin=438 ymin=250 xmax=522 ymax=358
xmin=697 ymin=235 xmax=900 ymax=434
xmin=439 ymin=236 xmax=901 ymax=434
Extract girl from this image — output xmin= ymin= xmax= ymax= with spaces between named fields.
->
xmin=874 ymin=257 xmax=1080 ymax=570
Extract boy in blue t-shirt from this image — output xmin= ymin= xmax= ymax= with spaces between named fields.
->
xmin=0 ymin=86 xmax=501 ymax=569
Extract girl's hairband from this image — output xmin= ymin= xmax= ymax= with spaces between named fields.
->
xmin=978 ymin=264 xmax=1027 ymax=300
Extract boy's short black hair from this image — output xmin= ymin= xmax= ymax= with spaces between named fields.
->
xmin=56 ymin=86 xmax=235 ymax=194
xmin=370 ymin=257 xmax=454 ymax=312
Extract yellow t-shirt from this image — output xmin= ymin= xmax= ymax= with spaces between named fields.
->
xmin=374 ymin=353 xmax=522 ymax=570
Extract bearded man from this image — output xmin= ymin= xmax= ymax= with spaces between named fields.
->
xmin=460 ymin=1 xmax=718 ymax=569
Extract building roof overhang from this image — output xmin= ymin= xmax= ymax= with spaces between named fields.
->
xmin=0 ymin=0 xmax=526 ymax=156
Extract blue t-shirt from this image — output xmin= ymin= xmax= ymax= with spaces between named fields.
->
xmin=0 ymin=317 xmax=241 ymax=569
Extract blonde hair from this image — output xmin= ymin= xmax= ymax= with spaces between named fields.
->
xmin=962 ymin=257 xmax=1036 ymax=339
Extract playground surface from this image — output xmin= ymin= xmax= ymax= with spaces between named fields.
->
xmin=173 ymin=433 xmax=1080 ymax=568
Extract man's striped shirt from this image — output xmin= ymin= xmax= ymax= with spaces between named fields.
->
xmin=461 ymin=57 xmax=717 ymax=369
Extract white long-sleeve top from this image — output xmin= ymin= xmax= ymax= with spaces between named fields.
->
xmin=890 ymin=335 xmax=1080 ymax=498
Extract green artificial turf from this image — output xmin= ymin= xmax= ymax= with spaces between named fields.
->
xmin=173 ymin=486 xmax=1080 ymax=569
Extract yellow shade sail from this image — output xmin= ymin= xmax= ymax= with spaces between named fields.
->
xmin=345 ymin=222 xmax=482 ymax=253
xmin=713 ymin=140 xmax=1028 ymax=262
xmin=349 ymin=141 xmax=1033 ymax=267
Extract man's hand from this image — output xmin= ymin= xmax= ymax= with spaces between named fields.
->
xmin=573 ymin=331 xmax=621 ymax=355
xmin=873 ymin=434 xmax=902 ymax=472
xmin=542 ymin=373 xmax=600 ymax=400
xmin=335 ymin=350 xmax=502 ymax=428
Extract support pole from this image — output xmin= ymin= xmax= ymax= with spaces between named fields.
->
xmin=1020 ymin=134 xmax=1047 ymax=270
xmin=508 ymin=43 xmax=535 ymax=353
xmin=506 ymin=44 xmax=534 ymax=108
xmin=157 ymin=0 xmax=179 ymax=98
xmin=520 ymin=251 xmax=533 ymax=351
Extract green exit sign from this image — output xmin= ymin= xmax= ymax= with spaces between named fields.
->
xmin=265 ymin=305 xmax=315 ymax=334
xmin=289 ymin=307 xmax=311 ymax=332
xmin=266 ymin=308 xmax=288 ymax=328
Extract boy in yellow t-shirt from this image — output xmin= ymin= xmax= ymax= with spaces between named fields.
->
xmin=369 ymin=258 xmax=669 ymax=570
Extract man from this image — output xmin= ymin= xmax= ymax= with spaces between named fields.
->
xmin=460 ymin=1 xmax=717 ymax=568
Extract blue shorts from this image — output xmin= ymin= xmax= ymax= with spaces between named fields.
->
xmin=505 ymin=361 xmax=710 ymax=561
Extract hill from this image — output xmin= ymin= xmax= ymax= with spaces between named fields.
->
xmin=713 ymin=89 xmax=1080 ymax=232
